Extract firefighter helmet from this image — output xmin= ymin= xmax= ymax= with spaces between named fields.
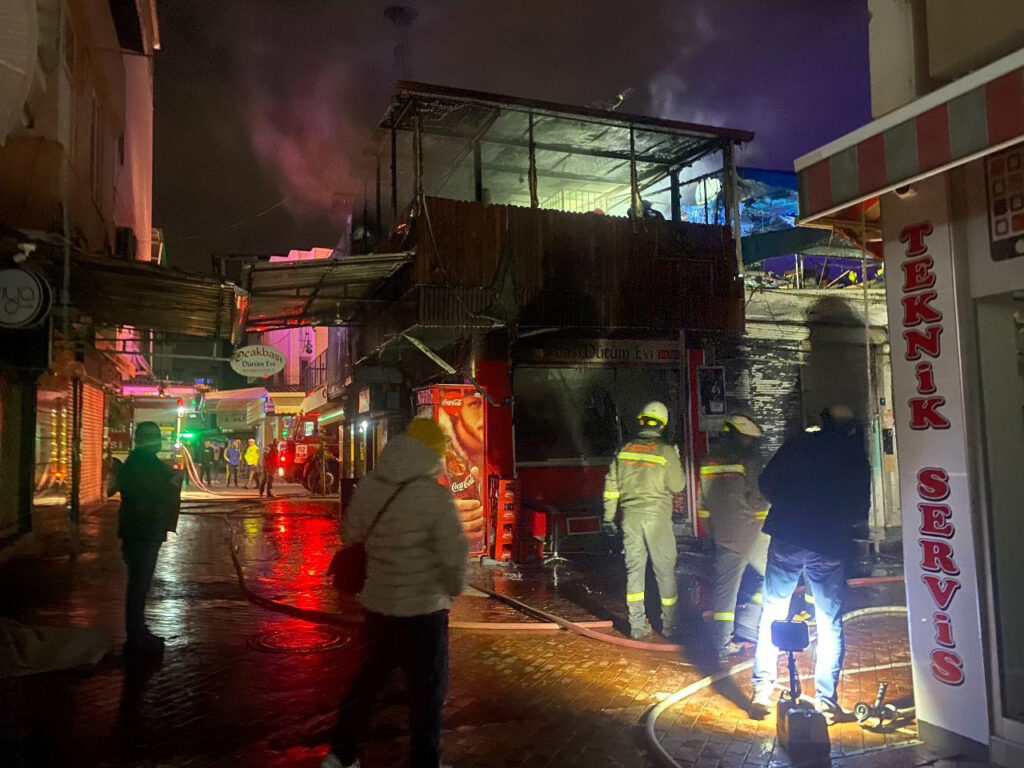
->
xmin=638 ymin=401 xmax=669 ymax=426
xmin=722 ymin=414 xmax=762 ymax=438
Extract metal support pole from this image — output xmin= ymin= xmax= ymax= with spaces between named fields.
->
xmin=375 ymin=153 xmax=382 ymax=236
xmin=861 ymin=207 xmax=883 ymax=548
xmin=413 ymin=115 xmax=423 ymax=208
xmin=473 ymin=140 xmax=483 ymax=202
xmin=670 ymin=170 xmax=681 ymax=222
xmin=629 ymin=125 xmax=641 ymax=217
xmin=390 ymin=127 xmax=398 ymax=221
xmin=527 ymin=113 xmax=538 ymax=208
xmin=722 ymin=141 xmax=744 ymax=276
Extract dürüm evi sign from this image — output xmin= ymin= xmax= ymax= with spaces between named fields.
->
xmin=230 ymin=345 xmax=285 ymax=378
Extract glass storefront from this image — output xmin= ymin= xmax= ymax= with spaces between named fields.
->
xmin=976 ymin=292 xmax=1024 ymax=726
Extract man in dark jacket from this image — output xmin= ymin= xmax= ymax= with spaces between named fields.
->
xmin=118 ymin=421 xmax=182 ymax=653
xmin=258 ymin=440 xmax=278 ymax=498
xmin=750 ymin=405 xmax=870 ymax=721
xmin=199 ymin=439 xmax=214 ymax=486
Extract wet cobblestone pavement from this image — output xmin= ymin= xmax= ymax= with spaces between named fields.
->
xmin=0 ymin=495 xmax=981 ymax=768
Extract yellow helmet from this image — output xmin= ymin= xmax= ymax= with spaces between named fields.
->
xmin=638 ymin=401 xmax=669 ymax=426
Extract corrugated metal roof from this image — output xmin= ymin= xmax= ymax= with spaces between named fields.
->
xmin=241 ymin=252 xmax=412 ymax=331
xmin=379 ymin=82 xmax=753 ymax=211
xmin=68 ymin=253 xmax=235 ymax=338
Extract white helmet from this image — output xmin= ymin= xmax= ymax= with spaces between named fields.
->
xmin=722 ymin=414 xmax=762 ymax=438
xmin=638 ymin=401 xmax=669 ymax=426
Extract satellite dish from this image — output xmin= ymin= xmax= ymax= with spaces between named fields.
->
xmin=694 ymin=176 xmax=722 ymax=207
xmin=0 ymin=0 xmax=37 ymax=146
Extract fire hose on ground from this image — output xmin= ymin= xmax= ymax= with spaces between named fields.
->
xmin=642 ymin=605 xmax=916 ymax=768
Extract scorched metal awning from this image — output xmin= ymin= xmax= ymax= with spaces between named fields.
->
xmin=240 ymin=252 xmax=413 ymax=331
xmin=68 ymin=253 xmax=236 ymax=338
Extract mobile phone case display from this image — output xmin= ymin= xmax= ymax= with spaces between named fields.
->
xmin=416 ymin=385 xmax=490 ymax=557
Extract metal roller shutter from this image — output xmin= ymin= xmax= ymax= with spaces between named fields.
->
xmin=80 ymin=384 xmax=105 ymax=504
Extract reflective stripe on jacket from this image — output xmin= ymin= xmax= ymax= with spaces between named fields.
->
xmin=603 ymin=430 xmax=686 ymax=520
xmin=697 ymin=437 xmax=769 ymax=553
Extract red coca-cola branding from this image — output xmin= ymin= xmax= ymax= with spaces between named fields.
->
xmin=445 ymin=450 xmax=478 ymax=499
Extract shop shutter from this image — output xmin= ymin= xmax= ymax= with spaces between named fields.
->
xmin=80 ymin=384 xmax=105 ymax=504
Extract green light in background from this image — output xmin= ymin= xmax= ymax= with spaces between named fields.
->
xmin=179 ymin=432 xmax=196 ymax=440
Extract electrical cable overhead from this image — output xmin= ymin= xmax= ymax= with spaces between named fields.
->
xmin=167 ymin=196 xmax=293 ymax=243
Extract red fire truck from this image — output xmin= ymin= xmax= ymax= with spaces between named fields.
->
xmin=279 ymin=412 xmax=340 ymax=493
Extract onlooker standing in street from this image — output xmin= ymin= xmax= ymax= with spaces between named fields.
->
xmin=321 ymin=419 xmax=468 ymax=768
xmin=225 ymin=439 xmax=241 ymax=487
xmin=698 ymin=414 xmax=771 ymax=661
xmin=212 ymin=441 xmax=225 ymax=484
xmin=199 ymin=439 xmax=214 ymax=486
xmin=750 ymin=405 xmax=870 ymax=722
xmin=243 ymin=438 xmax=260 ymax=488
xmin=258 ymin=440 xmax=278 ymax=498
xmin=117 ymin=421 xmax=182 ymax=653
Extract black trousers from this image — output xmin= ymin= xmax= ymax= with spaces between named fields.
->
xmin=122 ymin=539 xmax=162 ymax=640
xmin=258 ymin=469 xmax=274 ymax=496
xmin=331 ymin=610 xmax=449 ymax=768
xmin=200 ymin=463 xmax=211 ymax=485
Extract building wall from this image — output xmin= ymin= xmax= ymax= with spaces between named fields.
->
xmin=926 ymin=0 xmax=1024 ymax=82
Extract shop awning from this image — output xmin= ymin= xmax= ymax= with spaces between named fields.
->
xmin=796 ymin=48 xmax=1024 ymax=224
xmin=65 ymin=252 xmax=236 ymax=338
xmin=239 ymin=253 xmax=413 ymax=332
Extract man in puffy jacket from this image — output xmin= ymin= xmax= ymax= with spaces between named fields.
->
xmin=603 ymin=401 xmax=686 ymax=639
xmin=699 ymin=414 xmax=771 ymax=660
xmin=117 ymin=421 xmax=182 ymax=654
xmin=323 ymin=418 xmax=468 ymax=768
xmin=750 ymin=405 xmax=870 ymax=722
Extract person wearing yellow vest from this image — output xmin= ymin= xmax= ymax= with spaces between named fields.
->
xmin=243 ymin=438 xmax=261 ymax=489
xmin=603 ymin=401 xmax=686 ymax=640
xmin=698 ymin=414 xmax=770 ymax=661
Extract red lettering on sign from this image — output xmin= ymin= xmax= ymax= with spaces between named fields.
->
xmin=899 ymin=221 xmax=934 ymax=257
xmin=922 ymin=574 xmax=962 ymax=610
xmin=902 ymin=291 xmax=942 ymax=326
xmin=904 ymin=325 xmax=943 ymax=360
xmin=902 ymin=256 xmax=936 ymax=292
xmin=919 ymin=503 xmax=955 ymax=537
xmin=917 ymin=467 xmax=950 ymax=500
xmin=914 ymin=363 xmax=937 ymax=394
xmin=934 ymin=612 xmax=955 ymax=647
xmin=909 ymin=397 xmax=950 ymax=429
xmin=930 ymin=648 xmax=965 ymax=686
xmin=921 ymin=540 xmax=960 ymax=575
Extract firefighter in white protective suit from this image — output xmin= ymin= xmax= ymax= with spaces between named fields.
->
xmin=602 ymin=402 xmax=686 ymax=640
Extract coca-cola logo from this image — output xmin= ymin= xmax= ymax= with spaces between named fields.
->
xmin=440 ymin=397 xmax=463 ymax=408
xmin=451 ymin=475 xmax=475 ymax=493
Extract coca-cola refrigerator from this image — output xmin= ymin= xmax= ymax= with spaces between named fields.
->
xmin=415 ymin=385 xmax=489 ymax=557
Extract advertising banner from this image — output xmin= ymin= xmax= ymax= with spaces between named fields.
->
xmin=882 ymin=175 xmax=989 ymax=745
xmin=417 ymin=385 xmax=488 ymax=557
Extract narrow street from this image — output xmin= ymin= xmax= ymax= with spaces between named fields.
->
xmin=2 ymin=493 xmax=928 ymax=768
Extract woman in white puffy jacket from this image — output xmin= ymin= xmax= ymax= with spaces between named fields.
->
xmin=323 ymin=418 xmax=468 ymax=768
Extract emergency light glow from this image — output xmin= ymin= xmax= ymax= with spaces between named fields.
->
xmin=277 ymin=467 xmax=284 ymax=477
xmin=359 ymin=420 xmax=368 ymax=433
xmin=179 ymin=431 xmax=195 ymax=439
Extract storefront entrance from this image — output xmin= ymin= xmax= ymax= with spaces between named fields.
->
xmin=976 ymin=292 xmax=1024 ymax=745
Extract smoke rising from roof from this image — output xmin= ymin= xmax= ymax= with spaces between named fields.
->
xmin=155 ymin=1 xmax=868 ymax=271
